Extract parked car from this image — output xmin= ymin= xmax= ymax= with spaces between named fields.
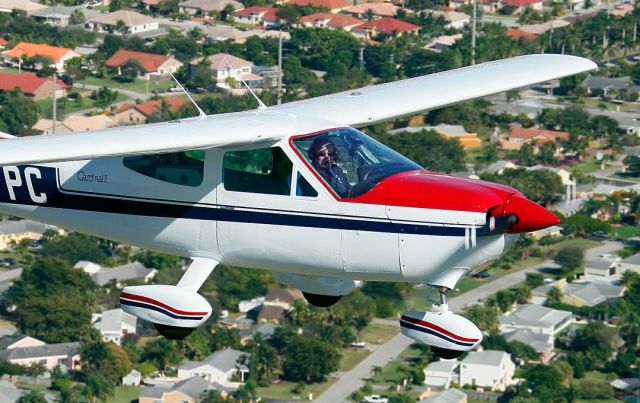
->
xmin=364 ymin=395 xmax=388 ymax=403
xmin=591 ymin=231 xmax=609 ymax=240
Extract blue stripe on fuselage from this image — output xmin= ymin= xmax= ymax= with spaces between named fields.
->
xmin=0 ymin=165 xmax=466 ymax=237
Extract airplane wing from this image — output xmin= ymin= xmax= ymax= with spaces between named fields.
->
xmin=0 ymin=54 xmax=596 ymax=166
xmin=272 ymin=54 xmax=597 ymax=127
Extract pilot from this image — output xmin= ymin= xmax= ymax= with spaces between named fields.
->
xmin=309 ymin=137 xmax=351 ymax=197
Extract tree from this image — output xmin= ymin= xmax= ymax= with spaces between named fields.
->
xmin=17 ymin=391 xmax=47 ymax=403
xmin=118 ymin=59 xmax=143 ymax=83
xmin=80 ymin=341 xmax=132 ymax=384
xmin=0 ymin=90 xmax=39 ymax=136
xmin=83 ymin=372 xmax=114 ymax=403
xmin=462 ymin=305 xmax=498 ymax=333
xmin=247 ymin=332 xmax=278 ymax=386
xmin=525 ymin=272 xmax=544 ymax=288
xmin=140 ymin=338 xmax=182 ymax=370
xmin=69 ymin=8 xmax=86 ymax=25
xmin=554 ymin=245 xmax=584 ymax=272
xmin=547 ymin=286 xmax=563 ymax=304
xmin=91 ymin=86 xmax=119 ymax=110
xmin=41 ymin=232 xmax=109 ymax=264
xmin=572 ymin=321 xmax=619 ymax=369
xmin=282 ymin=335 xmax=340 ymax=383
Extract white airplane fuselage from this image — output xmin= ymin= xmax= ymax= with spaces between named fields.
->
xmin=0 ymin=126 xmax=529 ymax=290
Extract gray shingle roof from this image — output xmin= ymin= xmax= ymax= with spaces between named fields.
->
xmin=461 ymin=350 xmax=509 ymax=366
xmin=621 ymin=253 xmax=640 ymax=266
xmin=502 ymin=328 xmax=552 ymax=353
xmin=499 ymin=304 xmax=572 ymax=329
xmin=424 ymin=360 xmax=459 ymax=374
xmin=585 ymin=259 xmax=615 ymax=271
xmin=0 ymin=219 xmax=54 ymax=235
xmin=93 ymin=308 xmax=137 ymax=333
xmin=565 ymin=282 xmax=623 ymax=307
xmin=173 ymin=375 xmax=213 ymax=399
xmin=91 ymin=262 xmax=154 ymax=286
xmin=0 ymin=380 xmax=22 ymax=402
xmin=583 ymin=75 xmax=634 ymax=91
xmin=0 ymin=342 xmax=80 ymax=360
xmin=180 ymin=349 xmax=248 ymax=372
xmin=420 ymin=388 xmax=467 ymax=403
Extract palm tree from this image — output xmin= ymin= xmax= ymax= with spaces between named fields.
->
xmin=620 ymin=311 xmax=640 ymax=347
xmin=248 ymin=333 xmax=279 ymax=385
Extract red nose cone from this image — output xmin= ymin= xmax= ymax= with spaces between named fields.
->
xmin=504 ymin=195 xmax=560 ymax=233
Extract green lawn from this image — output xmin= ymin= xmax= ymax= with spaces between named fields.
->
xmin=339 ymin=348 xmax=370 ymax=372
xmin=551 ymin=238 xmax=601 ymax=251
xmin=256 ymin=378 xmax=336 ymax=401
xmin=572 ymin=158 xmax=603 ymax=174
xmin=359 ymin=323 xmax=398 ymax=344
xmin=111 ymin=386 xmax=142 ymax=403
xmin=611 ymin=225 xmax=640 ymax=239
xmin=76 ymin=76 xmax=174 ymax=94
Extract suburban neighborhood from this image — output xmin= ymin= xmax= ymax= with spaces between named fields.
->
xmin=0 ymin=0 xmax=639 ymax=400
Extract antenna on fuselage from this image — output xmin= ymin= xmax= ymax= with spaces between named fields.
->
xmin=168 ymin=71 xmax=207 ymax=119
xmin=223 ymin=57 xmax=267 ymax=110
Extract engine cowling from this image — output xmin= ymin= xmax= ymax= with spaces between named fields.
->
xmin=119 ymin=285 xmax=212 ymax=329
xmin=400 ymin=309 xmax=482 ymax=359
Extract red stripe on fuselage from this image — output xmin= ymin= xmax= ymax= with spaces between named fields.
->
xmin=400 ymin=315 xmax=479 ymax=343
xmin=120 ymin=292 xmax=208 ymax=316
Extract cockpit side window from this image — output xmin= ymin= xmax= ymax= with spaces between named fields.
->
xmin=123 ymin=151 xmax=204 ymax=187
xmin=223 ymin=147 xmax=293 ymax=195
xmin=292 ymin=128 xmax=421 ymax=198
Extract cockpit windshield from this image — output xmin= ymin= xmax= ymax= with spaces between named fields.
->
xmin=292 ymin=127 xmax=421 ymax=198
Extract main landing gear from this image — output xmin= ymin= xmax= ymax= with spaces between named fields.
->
xmin=400 ymin=286 xmax=483 ymax=359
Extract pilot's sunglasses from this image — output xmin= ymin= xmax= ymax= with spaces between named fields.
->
xmin=318 ymin=151 xmax=337 ymax=157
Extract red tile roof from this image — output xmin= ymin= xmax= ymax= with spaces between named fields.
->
xmin=0 ymin=72 xmax=69 ymax=95
xmin=505 ymin=28 xmax=537 ymax=41
xmin=288 ymin=0 xmax=349 ymax=10
xmin=4 ymin=42 xmax=73 ymax=63
xmin=502 ymin=0 xmax=542 ymax=6
xmin=106 ymin=50 xmax=173 ymax=74
xmin=233 ymin=6 xmax=279 ymax=20
xmin=0 ymin=38 xmax=7 ymax=47
xmin=509 ymin=126 xmax=569 ymax=143
xmin=115 ymin=96 xmax=187 ymax=118
xmin=353 ymin=17 xmax=420 ymax=34
xmin=298 ymin=12 xmax=363 ymax=27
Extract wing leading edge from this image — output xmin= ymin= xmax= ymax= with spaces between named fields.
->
xmin=0 ymin=54 xmax=596 ymax=166
xmin=271 ymin=54 xmax=597 ymax=126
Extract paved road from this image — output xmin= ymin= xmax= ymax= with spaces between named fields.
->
xmin=314 ymin=240 xmax=622 ymax=403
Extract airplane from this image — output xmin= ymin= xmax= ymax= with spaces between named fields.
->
xmin=0 ymin=54 xmax=596 ymax=359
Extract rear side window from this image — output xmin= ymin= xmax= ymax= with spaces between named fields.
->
xmin=123 ymin=151 xmax=204 ymax=187
xmin=223 ymin=147 xmax=293 ymax=195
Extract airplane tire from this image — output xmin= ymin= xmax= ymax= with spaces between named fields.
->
xmin=154 ymin=323 xmax=194 ymax=340
xmin=431 ymin=346 xmax=464 ymax=359
xmin=302 ymin=292 xmax=342 ymax=307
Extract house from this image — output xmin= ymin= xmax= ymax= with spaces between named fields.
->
xmin=177 ymin=349 xmax=249 ymax=388
xmin=611 ymin=3 xmax=634 ymax=17
xmin=0 ymin=341 xmax=81 ymax=371
xmin=485 ymin=160 xmax=520 ymax=175
xmin=87 ymin=10 xmax=159 ymax=35
xmin=584 ymin=256 xmax=621 ymax=282
xmin=344 ymin=2 xmax=401 ymax=17
xmin=239 ymin=322 xmax=276 ymax=345
xmin=203 ymin=25 xmax=254 ymax=43
xmin=0 ymin=219 xmax=60 ymax=250
xmin=352 ymin=17 xmax=420 ymax=40
xmin=500 ymin=125 xmax=570 ymax=151
xmin=424 ymin=34 xmax=463 ymax=53
xmin=30 ymin=6 xmax=102 ymax=27
xmin=499 ymin=304 xmax=573 ymax=336
xmin=122 ymin=369 xmax=142 ymax=386
xmin=427 ymin=10 xmax=470 ymax=29
xmin=505 ymin=28 xmax=537 ymax=42
xmin=0 ymin=38 xmax=7 ymax=49
xmin=422 ymin=360 xmax=459 ymax=390
xmin=501 ymin=0 xmax=543 ymax=12
xmin=535 ymin=280 xmax=624 ymax=307
xmin=264 ymin=287 xmax=303 ymax=310
xmin=33 ymin=115 xmax=115 ymax=134
xmin=106 ymin=50 xmax=183 ymax=80
xmin=530 ymin=225 xmax=562 ymax=241
xmin=388 ymin=124 xmax=480 ymax=148
xmin=179 ymin=0 xmax=243 ymax=16
xmin=139 ymin=375 xmax=216 ymax=403
xmin=86 ymin=261 xmax=158 ymax=286
xmin=113 ymin=96 xmax=187 ymax=125
xmin=0 ymin=380 xmax=22 ymax=402
xmin=288 ymin=0 xmax=350 ymax=12
xmin=238 ymin=298 xmax=263 ymax=313
xmin=502 ymin=328 xmax=554 ymax=363
xmin=420 ymin=388 xmax=467 ymax=403
xmin=74 ymin=260 xmax=102 ymax=275
xmin=0 ymin=335 xmax=45 ymax=350
xmin=0 ymin=72 xmax=70 ymax=101
xmin=232 ymin=6 xmax=280 ymax=28
xmin=519 ymin=19 xmax=570 ymax=35
xmin=297 ymin=13 xmax=364 ymax=31
xmin=0 ymin=0 xmax=47 ymax=14
xmin=2 ymin=42 xmax=80 ymax=72
xmin=459 ymin=350 xmax=515 ymax=391
xmin=620 ymin=253 xmax=640 ymax=276
xmin=582 ymin=75 xmax=640 ymax=97
xmin=93 ymin=308 xmax=137 ymax=345
xmin=257 ymin=304 xmax=288 ymax=322
xmin=190 ymin=53 xmax=277 ymax=89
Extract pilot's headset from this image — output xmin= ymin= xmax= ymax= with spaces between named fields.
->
xmin=308 ymin=137 xmax=340 ymax=164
